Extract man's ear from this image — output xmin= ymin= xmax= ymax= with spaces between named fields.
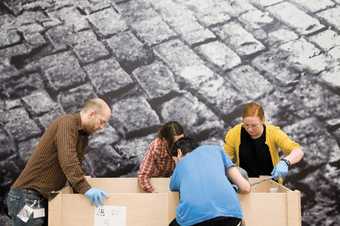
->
xmin=89 ymin=110 xmax=96 ymax=117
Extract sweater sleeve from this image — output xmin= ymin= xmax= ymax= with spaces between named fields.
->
xmin=273 ymin=126 xmax=301 ymax=155
xmin=224 ymin=128 xmax=236 ymax=162
xmin=56 ymin=118 xmax=91 ymax=194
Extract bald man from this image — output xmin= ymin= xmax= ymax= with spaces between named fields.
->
xmin=6 ymin=98 xmax=111 ymax=226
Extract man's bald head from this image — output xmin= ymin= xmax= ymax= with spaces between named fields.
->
xmin=82 ymin=98 xmax=111 ymax=115
xmin=80 ymin=98 xmax=111 ymax=133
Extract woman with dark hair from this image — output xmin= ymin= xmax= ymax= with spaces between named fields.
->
xmin=138 ymin=121 xmax=184 ymax=192
xmin=169 ymin=137 xmax=250 ymax=226
xmin=224 ymin=102 xmax=304 ymax=180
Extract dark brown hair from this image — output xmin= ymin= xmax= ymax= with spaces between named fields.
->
xmin=158 ymin=121 xmax=184 ymax=151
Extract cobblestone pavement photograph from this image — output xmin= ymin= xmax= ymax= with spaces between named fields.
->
xmin=1 ymin=0 xmax=340 ymax=225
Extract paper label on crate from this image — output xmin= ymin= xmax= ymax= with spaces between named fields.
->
xmin=94 ymin=206 xmax=127 ymax=226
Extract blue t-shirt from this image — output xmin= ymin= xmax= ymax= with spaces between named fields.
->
xmin=169 ymin=144 xmax=243 ymax=226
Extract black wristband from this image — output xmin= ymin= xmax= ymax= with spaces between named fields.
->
xmin=281 ymin=158 xmax=291 ymax=168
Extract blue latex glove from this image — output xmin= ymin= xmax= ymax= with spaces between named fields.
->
xmin=271 ymin=160 xmax=289 ymax=179
xmin=84 ymin=188 xmax=108 ymax=207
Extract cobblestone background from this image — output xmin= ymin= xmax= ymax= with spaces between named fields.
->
xmin=1 ymin=0 xmax=340 ymax=225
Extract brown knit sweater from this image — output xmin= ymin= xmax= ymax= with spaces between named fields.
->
xmin=12 ymin=113 xmax=91 ymax=199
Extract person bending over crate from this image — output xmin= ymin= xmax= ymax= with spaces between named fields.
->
xmin=6 ymin=98 xmax=111 ymax=226
xmin=169 ymin=137 xmax=250 ymax=226
xmin=138 ymin=121 xmax=185 ymax=192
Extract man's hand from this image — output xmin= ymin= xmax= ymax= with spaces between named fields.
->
xmin=84 ymin=188 xmax=108 ymax=207
xmin=271 ymin=160 xmax=289 ymax=179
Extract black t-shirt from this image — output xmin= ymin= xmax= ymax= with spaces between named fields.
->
xmin=239 ymin=125 xmax=273 ymax=177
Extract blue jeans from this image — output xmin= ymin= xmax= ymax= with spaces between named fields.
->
xmin=6 ymin=188 xmax=47 ymax=226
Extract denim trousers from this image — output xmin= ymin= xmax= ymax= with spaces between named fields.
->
xmin=6 ymin=188 xmax=48 ymax=226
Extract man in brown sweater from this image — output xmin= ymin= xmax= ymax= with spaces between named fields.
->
xmin=6 ymin=98 xmax=112 ymax=226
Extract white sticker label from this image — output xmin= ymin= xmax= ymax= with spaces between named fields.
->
xmin=33 ymin=208 xmax=45 ymax=218
xmin=17 ymin=205 xmax=33 ymax=223
xmin=94 ymin=206 xmax=126 ymax=226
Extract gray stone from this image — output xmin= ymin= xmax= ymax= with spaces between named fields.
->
xmin=268 ymin=28 xmax=299 ymax=45
xmin=326 ymin=118 xmax=340 ymax=129
xmin=131 ymin=16 xmax=176 ymax=46
xmin=0 ymin=30 xmax=21 ymax=47
xmin=18 ymin=23 xmax=44 ymax=36
xmin=320 ymin=65 xmax=340 ymax=90
xmin=86 ymin=144 xmax=130 ymax=177
xmin=284 ymin=118 xmax=339 ymax=166
xmin=329 ymin=46 xmax=340 ymax=60
xmin=267 ymin=2 xmax=324 ymax=35
xmin=18 ymin=138 xmax=39 ymax=162
xmin=49 ymin=7 xmax=89 ymax=32
xmin=41 ymin=16 xmax=63 ymax=28
xmin=197 ymin=75 xmax=246 ymax=116
xmin=88 ymin=8 xmax=128 ymax=38
xmin=279 ymin=38 xmax=330 ymax=74
xmin=85 ymin=0 xmax=112 ymax=13
xmin=298 ymin=168 xmax=340 ymax=226
xmin=179 ymin=0 xmax=255 ymax=17
xmin=0 ymin=72 xmax=44 ymax=98
xmin=0 ymin=44 xmax=33 ymax=63
xmin=252 ymin=49 xmax=300 ymax=86
xmin=71 ymin=30 xmax=109 ymax=64
xmin=15 ymin=10 xmax=47 ymax=24
xmin=117 ymin=134 xmax=155 ymax=163
xmin=22 ymin=91 xmax=58 ymax=116
xmin=132 ymin=61 xmax=179 ymax=99
xmin=160 ymin=92 xmax=223 ymax=134
xmin=38 ymin=108 xmax=64 ymax=129
xmin=149 ymin=0 xmax=195 ymax=25
xmin=309 ymin=29 xmax=340 ymax=51
xmin=45 ymin=25 xmax=74 ymax=50
xmin=178 ymin=65 xmax=215 ymax=89
xmin=25 ymin=33 xmax=46 ymax=47
xmin=249 ymin=0 xmax=283 ymax=7
xmin=0 ymin=63 xmax=18 ymax=83
xmin=0 ymin=128 xmax=15 ymax=159
xmin=290 ymin=0 xmax=335 ymax=13
xmin=239 ymin=9 xmax=274 ymax=30
xmin=257 ymin=90 xmax=296 ymax=126
xmin=84 ymin=59 xmax=133 ymax=95
xmin=196 ymin=6 xmax=231 ymax=27
xmin=291 ymin=79 xmax=340 ymax=120
xmin=38 ymin=52 xmax=87 ymax=91
xmin=317 ymin=6 xmax=340 ymax=31
xmin=324 ymin=164 xmax=340 ymax=188
xmin=89 ymin=125 xmax=120 ymax=149
xmin=227 ymin=65 xmax=273 ymax=99
xmin=172 ymin=19 xmax=216 ymax=45
xmin=154 ymin=1 xmax=217 ymax=45
xmin=195 ymin=41 xmax=241 ymax=71
xmin=111 ymin=96 xmax=160 ymax=134
xmin=116 ymin=0 xmax=155 ymax=24
xmin=58 ymin=84 xmax=97 ymax=113
xmin=212 ymin=22 xmax=265 ymax=56
xmin=4 ymin=108 xmax=41 ymax=141
xmin=155 ymin=39 xmax=203 ymax=74
xmin=22 ymin=0 xmax=54 ymax=11
xmin=106 ymin=31 xmax=154 ymax=72
xmin=4 ymin=99 xmax=22 ymax=111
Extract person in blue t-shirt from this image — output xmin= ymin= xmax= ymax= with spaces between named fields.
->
xmin=169 ymin=137 xmax=251 ymax=226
